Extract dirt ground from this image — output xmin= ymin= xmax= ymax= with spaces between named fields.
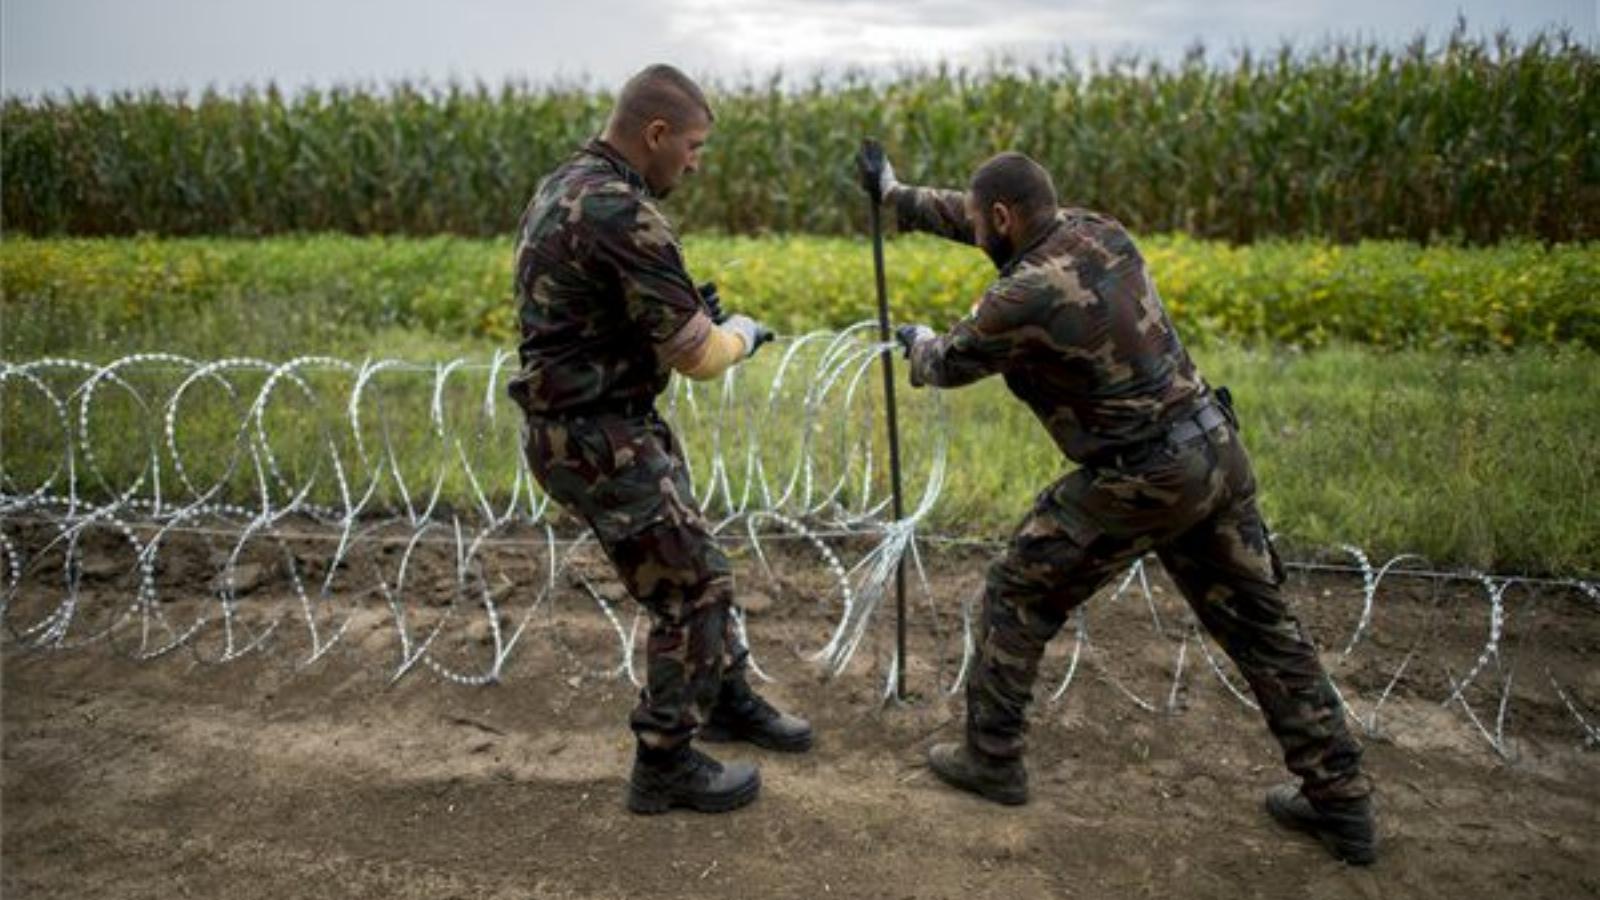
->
xmin=3 ymin=534 xmax=1598 ymax=900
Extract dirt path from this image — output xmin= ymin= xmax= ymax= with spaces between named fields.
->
xmin=3 ymin=547 xmax=1597 ymax=899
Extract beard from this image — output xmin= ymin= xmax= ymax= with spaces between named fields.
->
xmin=980 ymin=226 xmax=1014 ymax=269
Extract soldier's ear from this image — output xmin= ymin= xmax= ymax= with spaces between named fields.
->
xmin=991 ymin=201 xmax=1013 ymax=236
xmin=643 ymin=118 xmax=670 ymax=151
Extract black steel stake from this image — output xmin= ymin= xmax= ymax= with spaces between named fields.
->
xmin=869 ymin=196 xmax=909 ymax=701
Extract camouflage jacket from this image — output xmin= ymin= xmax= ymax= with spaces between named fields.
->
xmin=891 ymin=185 xmax=1209 ymax=465
xmin=507 ymin=139 xmax=712 ymax=416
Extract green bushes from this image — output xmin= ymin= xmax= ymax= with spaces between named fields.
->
xmin=5 ymin=28 xmax=1596 ymax=242
xmin=4 ymin=235 xmax=1594 ymax=359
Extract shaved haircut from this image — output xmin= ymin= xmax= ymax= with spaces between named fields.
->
xmin=609 ymin=64 xmax=714 ymax=135
xmin=970 ymin=152 xmax=1058 ymax=224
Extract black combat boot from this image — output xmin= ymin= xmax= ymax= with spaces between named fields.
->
xmin=700 ymin=677 xmax=814 ymax=752
xmin=1264 ymin=783 xmax=1377 ymax=865
xmin=926 ymin=742 xmax=1029 ymax=805
xmin=626 ymin=743 xmax=761 ymax=815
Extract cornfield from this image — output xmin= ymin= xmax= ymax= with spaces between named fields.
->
xmin=4 ymin=27 xmax=1596 ymax=243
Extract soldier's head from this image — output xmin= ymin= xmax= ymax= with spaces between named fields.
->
xmin=966 ymin=152 xmax=1059 ymax=268
xmin=603 ymin=64 xmax=714 ymax=199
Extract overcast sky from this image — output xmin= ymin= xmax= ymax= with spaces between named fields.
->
xmin=3 ymin=0 xmax=1593 ymax=97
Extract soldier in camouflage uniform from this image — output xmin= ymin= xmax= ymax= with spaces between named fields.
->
xmin=857 ymin=144 xmax=1377 ymax=864
xmin=511 ymin=65 xmax=812 ymax=816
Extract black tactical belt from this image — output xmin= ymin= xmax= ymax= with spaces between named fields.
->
xmin=1166 ymin=402 xmax=1230 ymax=446
xmin=1091 ymin=401 xmax=1231 ymax=469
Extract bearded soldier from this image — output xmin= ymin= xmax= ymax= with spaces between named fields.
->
xmin=858 ymin=143 xmax=1376 ymax=864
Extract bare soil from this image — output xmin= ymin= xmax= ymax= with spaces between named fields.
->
xmin=3 ymin=534 xmax=1597 ymax=899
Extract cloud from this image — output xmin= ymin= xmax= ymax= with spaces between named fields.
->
xmin=663 ymin=0 xmax=1593 ymax=74
xmin=666 ymin=0 xmax=1154 ymax=69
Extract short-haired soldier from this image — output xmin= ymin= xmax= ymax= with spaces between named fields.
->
xmin=858 ymin=143 xmax=1377 ymax=864
xmin=509 ymin=64 xmax=812 ymax=815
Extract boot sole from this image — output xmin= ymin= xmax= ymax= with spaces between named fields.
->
xmin=699 ymin=723 xmax=814 ymax=753
xmin=1265 ymin=796 xmax=1377 ymax=865
xmin=627 ymin=771 xmax=762 ymax=815
xmin=928 ymin=765 xmax=1028 ymax=806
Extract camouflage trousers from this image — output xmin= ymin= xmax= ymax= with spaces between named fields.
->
xmin=969 ymin=416 xmax=1371 ymax=802
xmin=523 ymin=409 xmax=746 ymax=751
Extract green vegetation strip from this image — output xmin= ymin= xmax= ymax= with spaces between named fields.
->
xmin=4 ymin=234 xmax=1596 ymax=355
xmin=4 ymin=341 xmax=1593 ymax=576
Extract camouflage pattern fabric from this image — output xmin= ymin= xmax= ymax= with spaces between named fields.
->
xmin=892 ymin=186 xmax=1205 ymax=466
xmin=893 ymin=184 xmax=1370 ymax=802
xmin=524 ymin=410 xmax=746 ymax=750
xmin=508 ymin=139 xmax=712 ymax=418
xmin=511 ymin=138 xmax=741 ymax=750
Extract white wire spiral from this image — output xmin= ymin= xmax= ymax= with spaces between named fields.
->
xmin=3 ymin=331 xmax=1595 ymax=755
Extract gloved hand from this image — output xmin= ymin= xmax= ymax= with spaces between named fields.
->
xmin=856 ymin=138 xmax=898 ymax=204
xmin=723 ymin=315 xmax=775 ymax=358
xmin=697 ymin=281 xmax=728 ymax=324
xmin=895 ymin=324 xmax=935 ymax=358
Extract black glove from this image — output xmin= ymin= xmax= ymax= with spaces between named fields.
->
xmin=895 ymin=324 xmax=934 ymax=358
xmin=856 ymin=138 xmax=898 ymax=204
xmin=697 ymin=281 xmax=728 ymax=324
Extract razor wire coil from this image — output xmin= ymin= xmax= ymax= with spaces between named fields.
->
xmin=3 ymin=331 xmax=1597 ymax=756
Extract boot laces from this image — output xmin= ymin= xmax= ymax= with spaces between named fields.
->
xmin=725 ymin=680 xmax=780 ymax=722
xmin=686 ymin=746 xmax=724 ymax=775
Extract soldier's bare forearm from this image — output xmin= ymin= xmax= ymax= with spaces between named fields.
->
xmin=675 ymin=324 xmax=748 ymax=380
